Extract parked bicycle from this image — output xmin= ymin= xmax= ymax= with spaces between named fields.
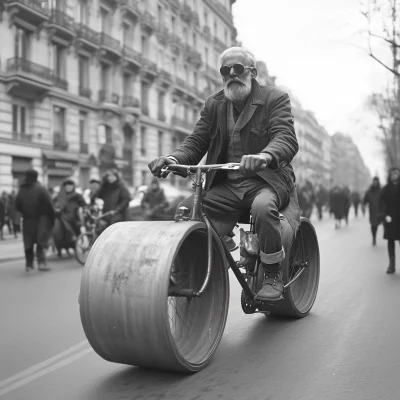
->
xmin=79 ymin=163 xmax=320 ymax=372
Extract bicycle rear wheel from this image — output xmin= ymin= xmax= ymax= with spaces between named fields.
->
xmin=79 ymin=221 xmax=229 ymax=372
xmin=75 ymin=233 xmax=93 ymax=265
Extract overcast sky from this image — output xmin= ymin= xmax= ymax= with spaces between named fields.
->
xmin=232 ymin=0 xmax=391 ymax=180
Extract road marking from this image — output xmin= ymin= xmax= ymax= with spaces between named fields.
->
xmin=0 ymin=341 xmax=93 ymax=397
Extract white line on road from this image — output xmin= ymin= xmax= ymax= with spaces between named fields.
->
xmin=0 ymin=340 xmax=93 ymax=397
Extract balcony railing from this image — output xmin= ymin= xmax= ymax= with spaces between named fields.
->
xmin=120 ymin=0 xmax=140 ymax=18
xmin=122 ymin=95 xmax=140 ymax=108
xmin=122 ymin=45 xmax=141 ymax=62
xmin=159 ymin=69 xmax=172 ymax=83
xmin=7 ymin=57 xmax=52 ymax=81
xmin=7 ymin=0 xmax=49 ymax=15
xmin=75 ymin=23 xmax=99 ymax=46
xmin=52 ymin=75 xmax=68 ymax=90
xmin=100 ymin=32 xmax=121 ymax=51
xmin=156 ymin=23 xmax=169 ymax=44
xmin=98 ymin=89 xmax=120 ymax=105
xmin=141 ymin=58 xmax=158 ymax=75
xmin=53 ymin=132 xmax=69 ymax=151
xmin=175 ymin=77 xmax=188 ymax=90
xmin=191 ymin=11 xmax=200 ymax=26
xmin=12 ymin=132 xmax=32 ymax=143
xmin=80 ymin=142 xmax=89 ymax=154
xmin=79 ymin=86 xmax=92 ymax=98
xmin=171 ymin=116 xmax=194 ymax=131
xmin=49 ymin=9 xmax=74 ymax=31
xmin=140 ymin=11 xmax=156 ymax=32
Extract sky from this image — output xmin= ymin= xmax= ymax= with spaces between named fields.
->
xmin=232 ymin=0 xmax=392 ymax=180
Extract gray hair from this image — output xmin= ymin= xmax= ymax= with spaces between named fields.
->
xmin=219 ymin=47 xmax=256 ymax=67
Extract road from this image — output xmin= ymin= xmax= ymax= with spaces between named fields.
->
xmin=0 ymin=213 xmax=399 ymax=400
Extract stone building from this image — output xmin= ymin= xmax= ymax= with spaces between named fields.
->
xmin=0 ymin=0 xmax=236 ymax=192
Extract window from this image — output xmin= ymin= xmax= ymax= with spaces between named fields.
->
xmin=224 ymin=28 xmax=227 ymax=44
xmin=158 ymin=131 xmax=163 ymax=155
xmin=78 ymin=0 xmax=89 ymax=24
xmin=14 ymin=28 xmax=31 ymax=59
xmin=172 ymin=56 xmax=177 ymax=76
xmin=204 ymin=11 xmax=208 ymax=26
xmin=53 ymin=44 xmax=66 ymax=78
xmin=171 ymin=16 xmax=176 ymax=33
xmin=123 ymin=73 xmax=133 ymax=97
xmin=141 ymin=170 xmax=147 ymax=185
xmin=141 ymin=81 xmax=149 ymax=115
xmin=194 ymin=71 xmax=198 ymax=88
xmin=100 ymin=64 xmax=110 ymax=91
xmin=100 ymin=7 xmax=111 ymax=34
xmin=78 ymin=55 xmax=89 ymax=88
xmin=192 ymin=33 xmax=197 ymax=47
xmin=213 ymin=20 xmax=217 ymax=36
xmin=157 ymin=5 xmax=163 ymax=23
xmin=140 ymin=126 xmax=146 ymax=156
xmin=123 ymin=22 xmax=134 ymax=46
xmin=53 ymin=106 xmax=66 ymax=141
xmin=141 ymin=35 xmax=149 ymax=57
xmin=184 ymin=64 xmax=189 ymax=82
xmin=158 ymin=91 xmax=165 ymax=120
xmin=79 ymin=111 xmax=88 ymax=144
xmin=205 ymin=48 xmax=208 ymax=65
xmin=12 ymin=105 xmax=26 ymax=133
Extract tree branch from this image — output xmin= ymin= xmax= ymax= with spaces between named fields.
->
xmin=369 ymin=52 xmax=400 ymax=76
xmin=369 ymin=31 xmax=400 ymax=47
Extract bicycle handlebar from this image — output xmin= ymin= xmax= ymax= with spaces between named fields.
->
xmin=161 ymin=163 xmax=241 ymax=173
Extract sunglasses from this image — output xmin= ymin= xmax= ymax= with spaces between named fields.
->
xmin=219 ymin=64 xmax=253 ymax=77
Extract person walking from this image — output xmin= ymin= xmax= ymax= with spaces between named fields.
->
xmin=0 ymin=194 xmax=5 ymax=240
xmin=92 ymin=169 xmax=131 ymax=226
xmin=141 ymin=178 xmax=169 ymax=221
xmin=330 ymin=185 xmax=346 ymax=229
xmin=7 ymin=191 xmax=20 ymax=238
xmin=315 ymin=184 xmax=329 ymax=221
xmin=379 ymin=167 xmax=400 ymax=274
xmin=15 ymin=169 xmax=55 ymax=271
xmin=343 ymin=186 xmax=351 ymax=225
xmin=363 ymin=177 xmax=381 ymax=246
xmin=351 ymin=191 xmax=361 ymax=218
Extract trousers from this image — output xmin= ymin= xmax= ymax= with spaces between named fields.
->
xmin=178 ymin=177 xmax=286 ymax=264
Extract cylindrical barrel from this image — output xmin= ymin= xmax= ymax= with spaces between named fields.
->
xmin=79 ymin=220 xmax=229 ymax=372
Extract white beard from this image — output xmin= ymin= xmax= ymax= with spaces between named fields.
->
xmin=223 ymin=75 xmax=252 ymax=101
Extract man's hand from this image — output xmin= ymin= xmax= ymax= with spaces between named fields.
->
xmin=148 ymin=156 xmax=176 ymax=178
xmin=239 ymin=154 xmax=272 ymax=176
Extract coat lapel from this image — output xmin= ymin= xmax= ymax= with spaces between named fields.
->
xmin=237 ymin=80 xmax=265 ymax=132
xmin=213 ymin=90 xmax=227 ymax=138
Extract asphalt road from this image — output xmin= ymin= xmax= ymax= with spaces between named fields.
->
xmin=1 ymin=213 xmax=399 ymax=400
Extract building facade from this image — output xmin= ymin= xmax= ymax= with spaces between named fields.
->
xmin=0 ymin=0 xmax=236 ymax=192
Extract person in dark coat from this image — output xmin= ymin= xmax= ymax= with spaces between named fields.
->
xmin=297 ymin=180 xmax=315 ymax=219
xmin=7 ymin=191 xmax=21 ymax=238
xmin=330 ymin=185 xmax=346 ymax=229
xmin=363 ymin=177 xmax=381 ymax=246
xmin=351 ymin=191 xmax=361 ymax=217
xmin=1 ymin=191 xmax=12 ymax=235
xmin=93 ymin=169 xmax=131 ymax=225
xmin=53 ymin=179 xmax=86 ymax=256
xmin=379 ymin=167 xmax=400 ymax=274
xmin=315 ymin=184 xmax=329 ymax=220
xmin=148 ymin=46 xmax=300 ymax=302
xmin=141 ymin=178 xmax=169 ymax=220
xmin=342 ymin=186 xmax=351 ymax=225
xmin=15 ymin=169 xmax=55 ymax=271
xmin=0 ymin=195 xmax=5 ymax=240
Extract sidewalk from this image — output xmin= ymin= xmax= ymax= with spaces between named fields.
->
xmin=0 ymin=234 xmax=25 ymax=263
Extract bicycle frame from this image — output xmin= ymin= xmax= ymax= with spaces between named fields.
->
xmin=165 ymin=163 xmax=255 ymax=301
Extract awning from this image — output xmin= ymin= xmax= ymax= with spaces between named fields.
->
xmin=42 ymin=150 xmax=79 ymax=163
xmin=47 ymin=167 xmax=73 ymax=176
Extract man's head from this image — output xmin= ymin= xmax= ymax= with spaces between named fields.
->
xmin=220 ymin=47 xmax=257 ymax=102
xmin=89 ymin=178 xmax=100 ymax=192
xmin=372 ymin=176 xmax=380 ymax=187
xmin=63 ymin=179 xmax=75 ymax=193
xmin=389 ymin=167 xmax=400 ymax=183
xmin=25 ymin=168 xmax=38 ymax=183
xmin=104 ymin=169 xmax=119 ymax=184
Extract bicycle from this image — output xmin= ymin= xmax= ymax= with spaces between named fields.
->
xmin=75 ymin=209 xmax=113 ymax=265
xmin=79 ymin=163 xmax=320 ymax=372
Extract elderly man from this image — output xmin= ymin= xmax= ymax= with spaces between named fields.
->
xmin=148 ymin=47 xmax=299 ymax=302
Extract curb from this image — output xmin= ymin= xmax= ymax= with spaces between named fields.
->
xmin=0 ymin=256 xmax=25 ymax=264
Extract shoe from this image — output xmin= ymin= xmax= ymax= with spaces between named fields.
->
xmin=386 ymin=257 xmax=395 ymax=274
xmin=255 ymin=266 xmax=284 ymax=302
xmin=25 ymin=264 xmax=34 ymax=272
xmin=38 ymin=261 xmax=50 ymax=271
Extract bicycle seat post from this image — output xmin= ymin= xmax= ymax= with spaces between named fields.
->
xmin=190 ymin=168 xmax=203 ymax=221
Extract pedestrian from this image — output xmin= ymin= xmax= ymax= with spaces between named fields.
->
xmin=15 ymin=169 xmax=55 ymax=271
xmin=343 ymin=186 xmax=351 ymax=225
xmin=330 ymin=185 xmax=346 ymax=229
xmin=0 ymin=194 xmax=5 ymax=240
xmin=315 ymin=184 xmax=329 ymax=221
xmin=141 ymin=178 xmax=169 ymax=221
xmin=297 ymin=180 xmax=315 ymax=219
xmin=92 ymin=169 xmax=131 ymax=227
xmin=351 ymin=190 xmax=361 ymax=218
xmin=7 ymin=191 xmax=21 ymax=238
xmin=363 ymin=177 xmax=381 ymax=246
xmin=379 ymin=167 xmax=400 ymax=274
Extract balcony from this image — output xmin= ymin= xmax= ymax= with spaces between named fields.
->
xmin=122 ymin=95 xmax=140 ymax=114
xmin=98 ymin=89 xmax=121 ymax=113
xmin=75 ymin=23 xmax=99 ymax=51
xmin=140 ymin=58 xmax=157 ymax=80
xmin=99 ymin=32 xmax=121 ymax=61
xmin=120 ymin=0 xmax=140 ymax=21
xmin=80 ymin=142 xmax=89 ymax=154
xmin=52 ymin=75 xmax=68 ymax=90
xmin=47 ymin=9 xmax=75 ymax=42
xmin=53 ymin=132 xmax=69 ymax=151
xmin=5 ymin=57 xmax=52 ymax=100
xmin=213 ymin=36 xmax=226 ymax=52
xmin=140 ymin=11 xmax=156 ymax=33
xmin=5 ymin=0 xmax=49 ymax=29
xmin=169 ymin=0 xmax=180 ymax=12
xmin=191 ymin=11 xmax=200 ymax=26
xmin=122 ymin=45 xmax=141 ymax=69
xmin=155 ymin=23 xmax=169 ymax=46
xmin=79 ymin=86 xmax=92 ymax=98
xmin=13 ymin=131 xmax=32 ymax=143
xmin=203 ymin=25 xmax=211 ymax=40
xmin=158 ymin=69 xmax=172 ymax=88
xmin=168 ymin=34 xmax=182 ymax=55
xmin=171 ymin=116 xmax=194 ymax=133
xmin=180 ymin=4 xmax=192 ymax=23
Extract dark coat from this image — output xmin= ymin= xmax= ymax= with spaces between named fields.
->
xmin=379 ymin=182 xmax=400 ymax=240
xmin=96 ymin=179 xmax=131 ymax=223
xmin=170 ymin=80 xmax=299 ymax=223
xmin=363 ymin=185 xmax=381 ymax=227
xmin=0 ymin=198 xmax=5 ymax=225
xmin=330 ymin=187 xmax=346 ymax=220
xmin=141 ymin=187 xmax=168 ymax=210
xmin=16 ymin=180 xmax=55 ymax=249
